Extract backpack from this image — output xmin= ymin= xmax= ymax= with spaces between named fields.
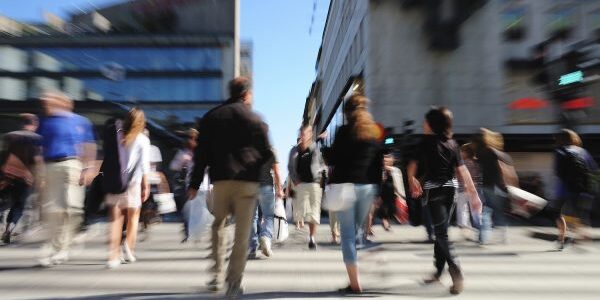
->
xmin=556 ymin=147 xmax=590 ymax=193
xmin=100 ymin=119 xmax=140 ymax=194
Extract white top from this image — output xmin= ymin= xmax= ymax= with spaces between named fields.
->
xmin=149 ymin=145 xmax=163 ymax=164
xmin=116 ymin=121 xmax=151 ymax=186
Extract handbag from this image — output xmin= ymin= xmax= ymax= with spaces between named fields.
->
xmin=394 ymin=197 xmax=409 ymax=224
xmin=322 ymin=183 xmax=356 ymax=212
xmin=153 ymin=193 xmax=177 ymax=214
xmin=506 ymin=185 xmax=547 ymax=218
xmin=273 ymin=199 xmax=289 ymax=243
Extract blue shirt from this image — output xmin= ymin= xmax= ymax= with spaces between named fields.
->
xmin=38 ymin=112 xmax=95 ymax=161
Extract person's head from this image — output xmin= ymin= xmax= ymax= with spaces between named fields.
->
xmin=123 ymin=107 xmax=146 ymax=146
xmin=343 ymin=94 xmax=379 ymax=141
xmin=185 ymin=128 xmax=199 ymax=150
xmin=481 ymin=128 xmax=504 ymax=151
xmin=556 ymin=128 xmax=582 ymax=147
xmin=383 ymin=152 xmax=395 ymax=167
xmin=460 ymin=143 xmax=476 ymax=160
xmin=228 ymin=77 xmax=253 ymax=107
xmin=424 ymin=106 xmax=453 ymax=139
xmin=39 ymin=90 xmax=73 ymax=115
xmin=20 ymin=113 xmax=39 ymax=132
xmin=299 ymin=124 xmax=313 ymax=149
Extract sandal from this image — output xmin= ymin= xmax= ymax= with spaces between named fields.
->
xmin=338 ymin=285 xmax=362 ymax=294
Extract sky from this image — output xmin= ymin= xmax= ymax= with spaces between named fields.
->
xmin=0 ymin=0 xmax=330 ymax=178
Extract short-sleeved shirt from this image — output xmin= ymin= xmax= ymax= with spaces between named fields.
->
xmin=258 ymin=148 xmax=277 ymax=186
xmin=416 ymin=135 xmax=464 ymax=190
xmin=38 ymin=112 xmax=95 ymax=161
xmin=296 ymin=147 xmax=314 ymax=183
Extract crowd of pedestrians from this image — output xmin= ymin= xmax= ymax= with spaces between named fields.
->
xmin=1 ymin=77 xmax=598 ymax=299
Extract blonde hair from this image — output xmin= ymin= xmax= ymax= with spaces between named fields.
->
xmin=481 ymin=128 xmax=504 ymax=151
xmin=344 ymin=94 xmax=378 ymax=141
xmin=123 ymin=108 xmax=146 ymax=146
xmin=556 ymin=128 xmax=582 ymax=147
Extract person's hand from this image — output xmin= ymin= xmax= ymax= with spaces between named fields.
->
xmin=186 ymin=188 xmax=198 ymax=201
xmin=79 ymin=169 xmax=92 ymax=186
xmin=409 ymin=177 xmax=423 ymax=198
xmin=141 ymin=184 xmax=150 ymax=203
xmin=276 ymin=186 xmax=285 ymax=199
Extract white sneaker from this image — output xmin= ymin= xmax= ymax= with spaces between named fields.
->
xmin=259 ymin=237 xmax=273 ymax=257
xmin=50 ymin=251 xmax=69 ymax=265
xmin=106 ymin=259 xmax=121 ymax=269
xmin=38 ymin=257 xmax=52 ymax=268
xmin=122 ymin=243 xmax=137 ymax=263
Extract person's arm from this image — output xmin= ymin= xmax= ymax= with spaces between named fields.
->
xmin=79 ymin=121 xmax=97 ymax=186
xmin=287 ymin=147 xmax=299 ymax=186
xmin=187 ymin=121 xmax=209 ymax=200
xmin=141 ymin=139 xmax=151 ymax=202
xmin=391 ymin=167 xmax=406 ymax=199
xmin=272 ymin=162 xmax=284 ymax=199
xmin=169 ymin=150 xmax=186 ymax=172
xmin=407 ymin=160 xmax=422 ymax=198
xmin=456 ymin=165 xmax=482 ymax=213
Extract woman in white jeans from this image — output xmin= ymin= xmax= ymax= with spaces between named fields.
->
xmin=105 ymin=108 xmax=150 ymax=269
xmin=328 ymin=95 xmax=382 ymax=294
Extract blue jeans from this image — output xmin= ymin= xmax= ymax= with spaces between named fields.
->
xmin=249 ymin=185 xmax=275 ymax=251
xmin=338 ymin=184 xmax=377 ymax=264
xmin=479 ymin=186 xmax=508 ymax=243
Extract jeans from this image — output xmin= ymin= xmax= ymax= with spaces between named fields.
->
xmin=425 ymin=187 xmax=460 ymax=278
xmin=479 ymin=186 xmax=508 ymax=244
xmin=5 ymin=180 xmax=31 ymax=228
xmin=338 ymin=184 xmax=377 ymax=264
xmin=249 ymin=184 xmax=276 ymax=251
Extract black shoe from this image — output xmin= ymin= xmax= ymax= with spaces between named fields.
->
xmin=308 ymin=239 xmax=317 ymax=250
xmin=2 ymin=231 xmax=11 ymax=244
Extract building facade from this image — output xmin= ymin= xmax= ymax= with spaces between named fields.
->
xmin=306 ymin=0 xmax=600 ymax=197
xmin=0 ymin=0 xmax=240 ymax=142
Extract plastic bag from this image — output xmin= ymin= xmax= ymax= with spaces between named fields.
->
xmin=322 ymin=183 xmax=356 ymax=212
xmin=183 ymin=190 xmax=214 ymax=241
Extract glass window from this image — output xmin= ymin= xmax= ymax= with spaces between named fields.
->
xmin=26 ymin=47 xmax=222 ymax=71
xmin=82 ymin=78 xmax=222 ymax=102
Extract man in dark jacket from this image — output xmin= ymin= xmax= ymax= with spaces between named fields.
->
xmin=187 ymin=77 xmax=272 ymax=298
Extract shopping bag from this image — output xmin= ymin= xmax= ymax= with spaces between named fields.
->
xmin=507 ymin=185 xmax=547 ymax=218
xmin=183 ymin=190 xmax=214 ymax=241
xmin=322 ymin=183 xmax=356 ymax=212
xmin=273 ymin=199 xmax=289 ymax=243
xmin=153 ymin=193 xmax=177 ymax=214
xmin=394 ymin=197 xmax=409 ymax=224
xmin=284 ymin=197 xmax=293 ymax=221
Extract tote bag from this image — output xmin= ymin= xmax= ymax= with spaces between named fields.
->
xmin=273 ymin=199 xmax=289 ymax=242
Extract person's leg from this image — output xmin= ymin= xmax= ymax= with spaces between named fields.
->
xmin=307 ymin=183 xmax=322 ymax=245
xmin=226 ymin=181 xmax=258 ymax=293
xmin=248 ymin=202 xmax=260 ymax=255
xmin=293 ymin=184 xmax=306 ymax=228
xmin=259 ymin=185 xmax=275 ymax=240
xmin=3 ymin=182 xmax=28 ymax=243
xmin=329 ymin=210 xmax=340 ymax=243
xmin=427 ymin=188 xmax=459 ymax=276
xmin=125 ymin=208 xmax=141 ymax=254
xmin=337 ymin=196 xmax=359 ymax=291
xmin=490 ymin=187 xmax=509 ymax=242
xmin=422 ymin=201 xmax=434 ymax=241
xmin=108 ymin=206 xmax=125 ymax=262
xmin=209 ymin=182 xmax=232 ymax=287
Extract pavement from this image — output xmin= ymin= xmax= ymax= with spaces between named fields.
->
xmin=1 ymin=222 xmax=600 ymax=300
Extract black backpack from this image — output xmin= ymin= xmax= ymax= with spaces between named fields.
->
xmin=100 ymin=119 xmax=140 ymax=194
xmin=556 ymin=147 xmax=590 ymax=193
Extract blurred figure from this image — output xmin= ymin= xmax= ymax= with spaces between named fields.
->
xmin=0 ymin=114 xmax=42 ymax=244
xmin=378 ymin=152 xmax=406 ymax=231
xmin=408 ymin=107 xmax=481 ymax=295
xmin=553 ymin=129 xmax=598 ymax=249
xmin=37 ymin=91 xmax=96 ymax=267
xmin=476 ymin=128 xmax=517 ymax=245
xmin=287 ymin=124 xmax=326 ymax=250
xmin=286 ymin=138 xmax=304 ymax=228
xmin=169 ymin=128 xmax=199 ymax=242
xmin=140 ymin=129 xmax=169 ymax=235
xmin=104 ymin=108 xmax=150 ymax=269
xmin=187 ymin=77 xmax=272 ymax=298
xmin=328 ymin=95 xmax=382 ymax=294
xmin=247 ymin=145 xmax=284 ymax=259
xmin=456 ymin=143 xmax=482 ymax=240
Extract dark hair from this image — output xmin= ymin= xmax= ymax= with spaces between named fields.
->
xmin=20 ymin=113 xmax=38 ymax=127
xmin=425 ymin=106 xmax=453 ymax=139
xmin=228 ymin=77 xmax=252 ymax=100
